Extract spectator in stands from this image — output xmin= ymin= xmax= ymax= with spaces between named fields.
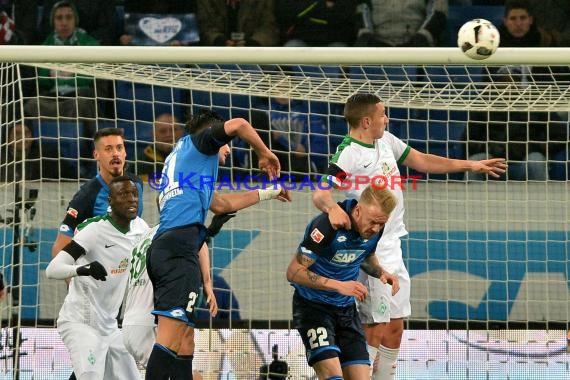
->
xmin=197 ymin=0 xmax=279 ymax=46
xmin=276 ymin=0 xmax=357 ymax=47
xmin=136 ymin=113 xmax=185 ymax=182
xmin=528 ymin=0 xmax=570 ymax=46
xmin=118 ymin=1 xmax=199 ymax=46
xmin=354 ymin=0 xmax=448 ymax=47
xmin=1 ymin=0 xmax=38 ymax=45
xmin=39 ymin=0 xmax=115 ymax=46
xmin=24 ymin=0 xmax=102 ymax=177
xmin=24 ymin=1 xmax=99 ymax=123
xmin=496 ymin=0 xmax=554 ymax=48
xmin=0 ymin=122 xmax=63 ymax=182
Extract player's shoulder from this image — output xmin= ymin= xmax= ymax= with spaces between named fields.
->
xmin=131 ymin=217 xmax=151 ymax=232
xmin=70 ymin=176 xmax=104 ymax=202
xmin=306 ymin=212 xmax=336 ymax=244
xmin=330 ymin=135 xmax=372 ymax=165
xmin=379 ymin=130 xmax=405 ymax=147
xmin=137 ymin=224 xmax=159 ymax=243
xmin=76 ymin=214 xmax=109 ymax=232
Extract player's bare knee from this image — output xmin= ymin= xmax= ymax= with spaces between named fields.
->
xmin=312 ymin=353 xmax=342 ymax=379
xmin=178 ymin=326 xmax=196 ymax=355
xmin=380 ymin=318 xmax=404 ymax=348
xmin=363 ymin=322 xmax=385 ymax=347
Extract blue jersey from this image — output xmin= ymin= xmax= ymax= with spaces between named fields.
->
xmin=58 ymin=173 xmax=143 ymax=237
xmin=156 ymin=128 xmax=230 ymax=237
xmin=293 ymin=199 xmax=382 ymax=307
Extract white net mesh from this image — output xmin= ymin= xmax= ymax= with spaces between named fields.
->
xmin=1 ymin=55 xmax=569 ymax=378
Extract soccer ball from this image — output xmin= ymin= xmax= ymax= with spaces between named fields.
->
xmin=457 ymin=19 xmax=500 ymax=60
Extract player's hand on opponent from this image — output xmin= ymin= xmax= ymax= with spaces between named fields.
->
xmin=258 ymin=184 xmax=292 ymax=203
xmin=203 ymin=282 xmax=218 ymax=317
xmin=328 ymin=204 xmax=351 ymax=230
xmin=471 ymin=158 xmax=507 ymax=178
xmin=337 ymin=280 xmax=368 ymax=302
xmin=257 ymin=150 xmax=281 ymax=179
xmin=380 ymin=271 xmax=400 ymax=296
xmin=76 ymin=261 xmax=107 ymax=281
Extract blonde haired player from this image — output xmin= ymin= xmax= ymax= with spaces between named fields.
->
xmin=313 ymin=93 xmax=506 ymax=380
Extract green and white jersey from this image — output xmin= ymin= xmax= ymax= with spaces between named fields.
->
xmin=326 ymin=131 xmax=411 ymax=269
xmin=123 ymin=225 xmax=158 ymax=327
xmin=57 ymin=215 xmax=150 ymax=335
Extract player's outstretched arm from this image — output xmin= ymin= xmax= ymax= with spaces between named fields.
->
xmin=360 ymin=255 xmax=399 ymax=296
xmin=223 ymin=118 xmax=281 ymax=178
xmin=286 ymin=252 xmax=368 ymax=302
xmin=209 ymin=186 xmax=291 ymax=215
xmin=403 ymin=148 xmax=507 ymax=178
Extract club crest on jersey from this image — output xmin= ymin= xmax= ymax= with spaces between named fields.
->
xmin=111 ymin=258 xmax=129 ymax=274
xmin=66 ymin=208 xmax=78 ymax=218
xmin=310 ymin=228 xmax=324 ymax=243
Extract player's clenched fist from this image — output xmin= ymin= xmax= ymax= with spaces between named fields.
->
xmin=76 ymin=261 xmax=108 ymax=281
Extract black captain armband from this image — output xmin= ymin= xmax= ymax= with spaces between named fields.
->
xmin=62 ymin=240 xmax=86 ymax=261
xmin=210 ymin=121 xmax=233 ymax=144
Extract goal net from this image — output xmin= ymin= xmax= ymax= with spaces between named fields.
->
xmin=1 ymin=47 xmax=569 ymax=379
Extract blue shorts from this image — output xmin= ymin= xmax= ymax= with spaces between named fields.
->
xmin=293 ymin=292 xmax=369 ymax=367
xmin=146 ymin=224 xmax=206 ymax=326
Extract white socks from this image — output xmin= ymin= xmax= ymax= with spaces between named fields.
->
xmin=367 ymin=344 xmax=379 ymax=377
xmin=372 ymin=345 xmax=399 ymax=380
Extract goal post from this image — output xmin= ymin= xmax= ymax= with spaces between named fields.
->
xmin=1 ymin=47 xmax=569 ymax=379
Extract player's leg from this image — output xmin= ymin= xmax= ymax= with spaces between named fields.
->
xmin=57 ymin=322 xmax=107 ymax=379
xmin=373 ymin=262 xmax=411 ymax=380
xmin=145 ymin=227 xmax=203 ymax=380
xmin=104 ymin=328 xmax=140 ymax=380
xmin=171 ymin=325 xmax=196 ymax=380
xmin=356 ymin=269 xmax=391 ymax=378
xmin=293 ymin=292 xmax=343 ymax=379
xmin=336 ymin=302 xmax=371 ymax=380
xmin=312 ymin=358 xmax=343 ymax=379
xmin=122 ymin=324 xmax=156 ymax=367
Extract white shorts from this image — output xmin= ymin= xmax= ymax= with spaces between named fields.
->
xmin=357 ymin=240 xmax=412 ymax=323
xmin=122 ymin=325 xmax=156 ymax=367
xmin=58 ymin=322 xmax=140 ymax=379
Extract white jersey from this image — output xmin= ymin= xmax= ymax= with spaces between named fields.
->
xmin=123 ymin=225 xmax=158 ymax=327
xmin=328 ymin=131 xmax=410 ymax=269
xmin=57 ymin=215 xmax=150 ymax=335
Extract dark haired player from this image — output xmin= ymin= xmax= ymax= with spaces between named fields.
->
xmin=46 ymin=176 xmax=149 ymax=380
xmin=51 ymin=128 xmax=143 ymax=261
xmin=145 ymin=109 xmax=281 ymax=380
